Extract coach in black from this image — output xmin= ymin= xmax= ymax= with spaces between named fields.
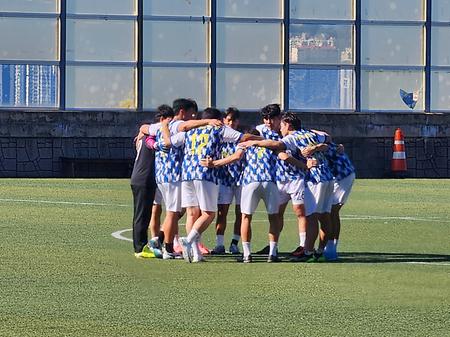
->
xmin=130 ymin=131 xmax=157 ymax=257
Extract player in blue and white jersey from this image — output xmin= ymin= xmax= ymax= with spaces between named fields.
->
xmin=177 ymin=108 xmax=244 ymax=263
xmin=141 ymin=99 xmax=222 ymax=259
xmin=242 ymin=114 xmax=334 ymax=262
xmin=322 ymin=141 xmax=355 ymax=261
xmin=211 ymin=107 xmax=243 ymax=255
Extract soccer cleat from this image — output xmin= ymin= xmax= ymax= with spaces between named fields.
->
xmin=312 ymin=251 xmax=326 ymax=263
xmin=290 ymin=246 xmax=305 ymax=257
xmin=178 ymin=237 xmax=192 ymax=263
xmin=192 ymin=254 xmax=206 ymax=263
xmin=237 ymin=255 xmax=253 ymax=263
xmin=149 ymin=239 xmax=163 ymax=259
xmin=229 ymin=243 xmax=240 ymax=255
xmin=289 ymin=252 xmax=314 ymax=263
xmin=267 ymin=255 xmax=282 ymax=263
xmin=255 ymin=245 xmax=270 ymax=255
xmin=324 ymin=248 xmax=338 ymax=261
xmin=198 ymin=242 xmax=210 ymax=255
xmin=211 ymin=245 xmax=226 ymax=255
xmin=162 ymin=248 xmax=175 ymax=260
xmin=134 ymin=245 xmax=155 ymax=259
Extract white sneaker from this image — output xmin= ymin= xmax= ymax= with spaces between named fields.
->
xmin=162 ymin=248 xmax=175 ymax=260
xmin=178 ymin=237 xmax=192 ymax=263
xmin=229 ymin=243 xmax=240 ymax=255
xmin=192 ymin=253 xmax=206 ymax=263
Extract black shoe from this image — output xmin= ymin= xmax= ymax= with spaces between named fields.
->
xmin=237 ymin=255 xmax=253 ymax=263
xmin=267 ymin=255 xmax=282 ymax=263
xmin=289 ymin=252 xmax=314 ymax=263
xmin=255 ymin=245 xmax=270 ymax=255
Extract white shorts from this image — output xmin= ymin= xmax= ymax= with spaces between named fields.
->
xmin=333 ymin=173 xmax=355 ymax=205
xmin=157 ymin=181 xmax=182 ymax=212
xmin=241 ymin=182 xmax=280 ymax=215
xmin=277 ymin=179 xmax=305 ymax=205
xmin=153 ymin=187 xmax=163 ymax=205
xmin=218 ymin=184 xmax=242 ymax=205
xmin=304 ymin=180 xmax=334 ymax=216
xmin=181 ymin=180 xmax=219 ymax=212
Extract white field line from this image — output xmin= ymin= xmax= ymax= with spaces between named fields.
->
xmin=2 ymin=197 xmax=450 ymax=223
xmin=0 ymin=198 xmax=129 ymax=208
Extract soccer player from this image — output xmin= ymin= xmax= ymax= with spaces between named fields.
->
xmin=241 ymin=113 xmax=334 ymax=262
xmin=178 ymin=108 xmax=245 ymax=263
xmin=323 ymin=142 xmax=355 ymax=261
xmin=211 ymin=107 xmax=243 ymax=255
xmin=140 ymin=99 xmax=222 ymax=259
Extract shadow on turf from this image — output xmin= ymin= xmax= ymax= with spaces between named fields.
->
xmin=205 ymin=252 xmax=450 ymax=264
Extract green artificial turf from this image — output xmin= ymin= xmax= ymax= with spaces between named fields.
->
xmin=0 ymin=179 xmax=449 ymax=337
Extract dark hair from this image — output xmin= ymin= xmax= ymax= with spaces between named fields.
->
xmin=155 ymin=104 xmax=174 ymax=119
xmin=248 ymin=128 xmax=261 ymax=136
xmin=172 ymin=98 xmax=197 ymax=115
xmin=261 ymin=104 xmax=281 ymax=119
xmin=281 ymin=112 xmax=302 ymax=131
xmin=224 ymin=107 xmax=240 ymax=121
xmin=201 ymin=107 xmax=222 ymax=120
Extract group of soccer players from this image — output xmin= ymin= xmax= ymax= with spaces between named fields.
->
xmin=132 ymin=98 xmax=355 ymax=263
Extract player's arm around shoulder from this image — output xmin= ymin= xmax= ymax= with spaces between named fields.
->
xmin=200 ymin=146 xmax=245 ymax=168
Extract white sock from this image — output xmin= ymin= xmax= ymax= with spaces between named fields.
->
xmin=192 ymin=239 xmax=202 ymax=260
xmin=299 ymin=232 xmax=306 ymax=247
xmin=186 ymin=229 xmax=200 ymax=244
xmin=173 ymin=235 xmax=180 ymax=247
xmin=242 ymin=242 xmax=251 ymax=258
xmin=216 ymin=235 xmax=224 ymax=247
xmin=151 ymin=236 xmax=159 ymax=242
xmin=269 ymin=241 xmax=278 ymax=256
xmin=232 ymin=234 xmax=240 ymax=242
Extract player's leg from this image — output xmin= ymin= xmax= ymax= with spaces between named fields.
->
xmin=239 ymin=182 xmax=261 ymax=262
xmin=262 ymin=182 xmax=282 ymax=262
xmin=212 ymin=184 xmax=233 ymax=254
xmin=131 ymin=184 xmax=156 ymax=257
xmin=178 ymin=181 xmax=200 ymax=262
xmin=185 ymin=180 xmax=219 ymax=262
xmin=229 ymin=201 xmax=242 ymax=254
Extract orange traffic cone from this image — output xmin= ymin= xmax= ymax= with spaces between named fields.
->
xmin=391 ymin=128 xmax=407 ymax=174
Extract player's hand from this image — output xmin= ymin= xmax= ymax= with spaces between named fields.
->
xmin=278 ymin=152 xmax=290 ymax=161
xmin=301 ymin=146 xmax=314 ymax=157
xmin=306 ymin=158 xmax=318 ymax=169
xmin=208 ymin=119 xmax=223 ymax=127
xmin=200 ymin=156 xmax=214 ymax=168
xmin=134 ymin=131 xmax=145 ymax=143
xmin=337 ymin=144 xmax=345 ymax=154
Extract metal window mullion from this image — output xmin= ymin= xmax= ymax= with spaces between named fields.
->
xmin=361 ymin=20 xmax=425 ymax=26
xmin=65 ymin=61 xmax=137 ymax=67
xmin=60 ymin=0 xmax=66 ymax=110
xmin=361 ymin=65 xmax=425 ymax=71
xmin=137 ymin=0 xmax=143 ymax=111
xmin=142 ymin=62 xmax=209 ymax=68
xmin=289 ymin=19 xmax=354 ymax=25
xmin=216 ymin=63 xmax=282 ymax=69
xmin=289 ymin=64 xmax=355 ymax=69
xmin=0 ymin=12 xmax=59 ymax=18
xmin=142 ymin=15 xmax=211 ymax=22
xmin=66 ymin=14 xmax=137 ymax=20
xmin=216 ymin=17 xmax=282 ymax=24
xmin=425 ymin=0 xmax=432 ymax=112
xmin=355 ymin=0 xmax=361 ymax=112
xmin=211 ymin=0 xmax=217 ymax=107
xmin=283 ymin=0 xmax=289 ymax=112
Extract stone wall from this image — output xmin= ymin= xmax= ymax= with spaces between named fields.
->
xmin=0 ymin=110 xmax=449 ymax=178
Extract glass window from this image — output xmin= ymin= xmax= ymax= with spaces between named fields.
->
xmin=66 ymin=19 xmax=136 ymax=62
xmin=361 ymin=70 xmax=424 ymax=110
xmin=143 ymin=21 xmax=208 ymax=63
xmin=217 ymin=23 xmax=282 ymax=64
xmin=432 ymin=0 xmax=450 ymax=22
xmin=0 ymin=18 xmax=58 ymax=61
xmin=361 ymin=25 xmax=424 ymax=65
xmin=432 ymin=27 xmax=450 ymax=66
xmin=290 ymin=0 xmax=353 ymax=20
xmin=0 ymin=64 xmax=58 ymax=107
xmin=431 ymin=71 xmax=450 ymax=110
xmin=216 ymin=68 xmax=281 ymax=109
xmin=143 ymin=0 xmax=207 ymax=16
xmin=289 ymin=68 xmax=353 ymax=109
xmin=143 ymin=67 xmax=208 ymax=109
xmin=66 ymin=0 xmax=136 ymax=15
xmin=217 ymin=0 xmax=282 ymax=18
xmin=66 ymin=66 xmax=136 ymax=109
xmin=362 ymin=0 xmax=425 ymax=21
xmin=0 ymin=0 xmax=58 ymax=13
xmin=290 ymin=24 xmax=353 ymax=65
